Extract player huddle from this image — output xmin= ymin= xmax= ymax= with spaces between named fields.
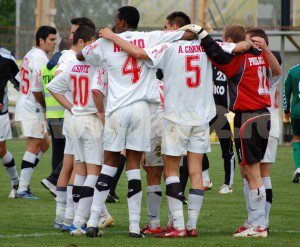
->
xmin=1 ymin=5 xmax=285 ymax=239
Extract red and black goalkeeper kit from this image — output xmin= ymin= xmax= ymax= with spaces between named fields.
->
xmin=201 ymin=35 xmax=271 ymax=166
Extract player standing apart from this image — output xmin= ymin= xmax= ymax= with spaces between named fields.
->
xmin=15 ymin=26 xmax=57 ymax=199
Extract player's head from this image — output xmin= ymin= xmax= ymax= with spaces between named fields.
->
xmin=114 ymin=6 xmax=140 ymax=33
xmin=223 ymin=24 xmax=246 ymax=43
xmin=165 ymin=11 xmax=191 ymax=30
xmin=246 ymin=28 xmax=269 ymax=46
xmin=35 ymin=26 xmax=57 ymax=53
xmin=59 ymin=38 xmax=72 ymax=52
xmin=70 ymin=17 xmax=96 ymax=40
xmin=73 ymin=26 xmax=96 ymax=50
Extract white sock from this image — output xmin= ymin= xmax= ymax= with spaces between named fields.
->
xmin=55 ymin=187 xmax=67 ymax=224
xmin=18 ymin=151 xmax=36 ymax=193
xmin=87 ymin=165 xmax=117 ymax=228
xmin=249 ymin=186 xmax=266 ymax=228
xmin=100 ymin=204 xmax=109 ymax=217
xmin=64 ymin=185 xmax=74 ymax=224
xmin=73 ymin=175 xmax=98 ymax=228
xmin=262 ymin=177 xmax=272 ymax=227
xmin=229 ymin=154 xmax=235 ymax=186
xmin=186 ymin=188 xmax=204 ymax=231
xmin=202 ymin=169 xmax=210 ymax=181
xmin=146 ymin=185 xmax=162 ymax=229
xmin=243 ymin=178 xmax=251 ymax=224
xmin=1 ymin=151 xmax=19 ymax=185
xmin=73 ymin=174 xmax=86 ymax=215
xmin=165 ymin=176 xmax=185 ymax=230
xmin=126 ymin=169 xmax=142 ymax=234
xmin=167 ymin=204 xmax=173 ymax=227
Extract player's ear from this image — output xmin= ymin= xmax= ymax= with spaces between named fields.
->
xmin=39 ymin=38 xmax=45 ymax=46
xmin=78 ymin=38 xmax=85 ymax=47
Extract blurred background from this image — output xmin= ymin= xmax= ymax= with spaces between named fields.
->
xmin=0 ymin=0 xmax=299 ymax=143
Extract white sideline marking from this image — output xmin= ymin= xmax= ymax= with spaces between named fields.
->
xmin=1 ymin=229 xmax=300 ymax=239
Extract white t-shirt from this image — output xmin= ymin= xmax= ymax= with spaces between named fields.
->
xmin=82 ymin=30 xmax=184 ymax=116
xmin=15 ymin=47 xmax=48 ymax=120
xmin=47 ymin=60 xmax=104 ymax=116
xmin=268 ymin=74 xmax=281 ymax=138
xmin=144 ymin=40 xmax=235 ymax=126
xmin=56 ymin=49 xmax=77 ymax=103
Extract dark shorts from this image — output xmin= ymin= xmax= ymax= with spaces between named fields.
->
xmin=291 ymin=118 xmax=300 ymax=136
xmin=234 ymin=109 xmax=270 ymax=166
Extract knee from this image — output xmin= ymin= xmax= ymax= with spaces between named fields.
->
xmin=41 ymin=138 xmax=50 ymax=152
xmin=0 ymin=145 xmax=6 ymax=158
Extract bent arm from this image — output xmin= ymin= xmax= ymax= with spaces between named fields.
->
xmin=48 ymin=91 xmax=72 ymax=112
xmin=33 ymin=91 xmax=46 ymax=108
xmin=233 ymin=41 xmax=253 ymax=53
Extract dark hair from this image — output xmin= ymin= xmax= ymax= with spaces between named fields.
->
xmin=71 ymin=17 xmax=96 ymax=30
xmin=246 ymin=28 xmax=269 ymax=46
xmin=35 ymin=26 xmax=57 ymax=46
xmin=59 ymin=38 xmax=72 ymax=51
xmin=223 ymin=24 xmax=246 ymax=43
xmin=166 ymin=11 xmax=191 ymax=28
xmin=117 ymin=6 xmax=140 ymax=29
xmin=271 ymin=51 xmax=282 ymax=65
xmin=72 ymin=26 xmax=96 ymax=45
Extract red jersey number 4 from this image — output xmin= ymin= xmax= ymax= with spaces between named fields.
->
xmin=122 ymin=55 xmax=141 ymax=84
xmin=70 ymin=74 xmax=89 ymax=107
xmin=186 ymin=55 xmax=201 ymax=88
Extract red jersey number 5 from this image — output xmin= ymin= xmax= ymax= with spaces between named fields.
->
xmin=122 ymin=55 xmax=141 ymax=84
xmin=186 ymin=55 xmax=201 ymax=88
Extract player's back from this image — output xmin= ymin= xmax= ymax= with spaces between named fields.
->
xmin=64 ymin=60 xmax=102 ymax=116
xmin=146 ymin=40 xmax=215 ymax=126
xmin=83 ymin=30 xmax=183 ymax=115
xmin=15 ymin=47 xmax=48 ymax=120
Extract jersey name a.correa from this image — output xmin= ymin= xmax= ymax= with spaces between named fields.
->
xmin=144 ymin=40 xmax=235 ymax=126
xmin=46 ymin=60 xmax=103 ymax=116
xmin=15 ymin=47 xmax=48 ymax=120
xmin=82 ymin=30 xmax=184 ymax=116
xmin=212 ymin=49 xmax=271 ymax=112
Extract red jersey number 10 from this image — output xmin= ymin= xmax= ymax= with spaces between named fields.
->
xmin=122 ymin=55 xmax=141 ymax=84
xmin=186 ymin=55 xmax=201 ymax=88
xmin=70 ymin=75 xmax=89 ymax=107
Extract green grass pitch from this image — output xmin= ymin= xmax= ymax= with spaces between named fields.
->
xmin=0 ymin=140 xmax=299 ymax=246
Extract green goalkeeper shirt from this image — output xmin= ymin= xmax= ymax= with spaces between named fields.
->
xmin=284 ymin=64 xmax=300 ymax=118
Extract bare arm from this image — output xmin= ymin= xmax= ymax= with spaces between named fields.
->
xmin=99 ymin=28 xmax=149 ymax=60
xmin=92 ymin=89 xmax=105 ymax=125
xmin=33 ymin=91 xmax=46 ymax=108
xmin=251 ymin=37 xmax=281 ymax=76
xmin=48 ymin=91 xmax=72 ymax=112
xmin=233 ymin=41 xmax=253 ymax=53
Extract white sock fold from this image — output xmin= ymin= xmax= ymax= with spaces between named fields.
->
xmin=186 ymin=189 xmax=204 ymax=231
xmin=249 ymin=186 xmax=266 ymax=228
xmin=146 ymin=185 xmax=162 ymax=229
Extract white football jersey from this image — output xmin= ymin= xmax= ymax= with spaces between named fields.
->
xmin=15 ymin=47 xmax=48 ymax=120
xmin=144 ymin=40 xmax=236 ymax=126
xmin=91 ymin=68 xmax=108 ymax=97
xmin=47 ymin=60 xmax=103 ymax=116
xmin=82 ymin=30 xmax=184 ymax=116
xmin=268 ymin=74 xmax=281 ymax=138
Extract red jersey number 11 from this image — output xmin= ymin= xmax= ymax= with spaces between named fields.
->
xmin=186 ymin=55 xmax=201 ymax=88
xmin=122 ymin=55 xmax=141 ymax=84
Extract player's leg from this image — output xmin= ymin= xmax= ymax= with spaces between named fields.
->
xmin=42 ymin=120 xmax=65 ymax=197
xmin=17 ymin=135 xmax=41 ymax=199
xmin=217 ymin=119 xmax=235 ymax=194
xmin=54 ymin=154 xmax=73 ymax=230
xmin=292 ymin=135 xmax=300 ymax=183
xmin=179 ymin=155 xmax=189 ymax=201
xmin=107 ymin=151 xmax=126 ymax=203
xmin=202 ymin=154 xmax=212 ymax=190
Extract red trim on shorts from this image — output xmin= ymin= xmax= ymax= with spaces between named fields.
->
xmin=239 ymin=114 xmax=268 ymax=166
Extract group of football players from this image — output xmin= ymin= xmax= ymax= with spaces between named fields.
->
xmin=3 ymin=4 xmax=298 ymax=239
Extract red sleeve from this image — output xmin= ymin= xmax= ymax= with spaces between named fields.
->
xmin=210 ymin=54 xmax=246 ymax=79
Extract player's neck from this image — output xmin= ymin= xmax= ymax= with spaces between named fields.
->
xmin=71 ymin=45 xmax=81 ymax=53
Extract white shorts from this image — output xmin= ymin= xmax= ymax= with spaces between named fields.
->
xmin=20 ymin=117 xmax=47 ymax=139
xmin=162 ymin=119 xmax=211 ymax=156
xmin=0 ymin=113 xmax=12 ymax=142
xmin=63 ymin=110 xmax=74 ymax=155
xmin=69 ymin=114 xmax=103 ymax=165
xmin=261 ymin=136 xmax=279 ymax=163
xmin=145 ymin=103 xmax=163 ymax=167
xmin=104 ymin=101 xmax=151 ymax=152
